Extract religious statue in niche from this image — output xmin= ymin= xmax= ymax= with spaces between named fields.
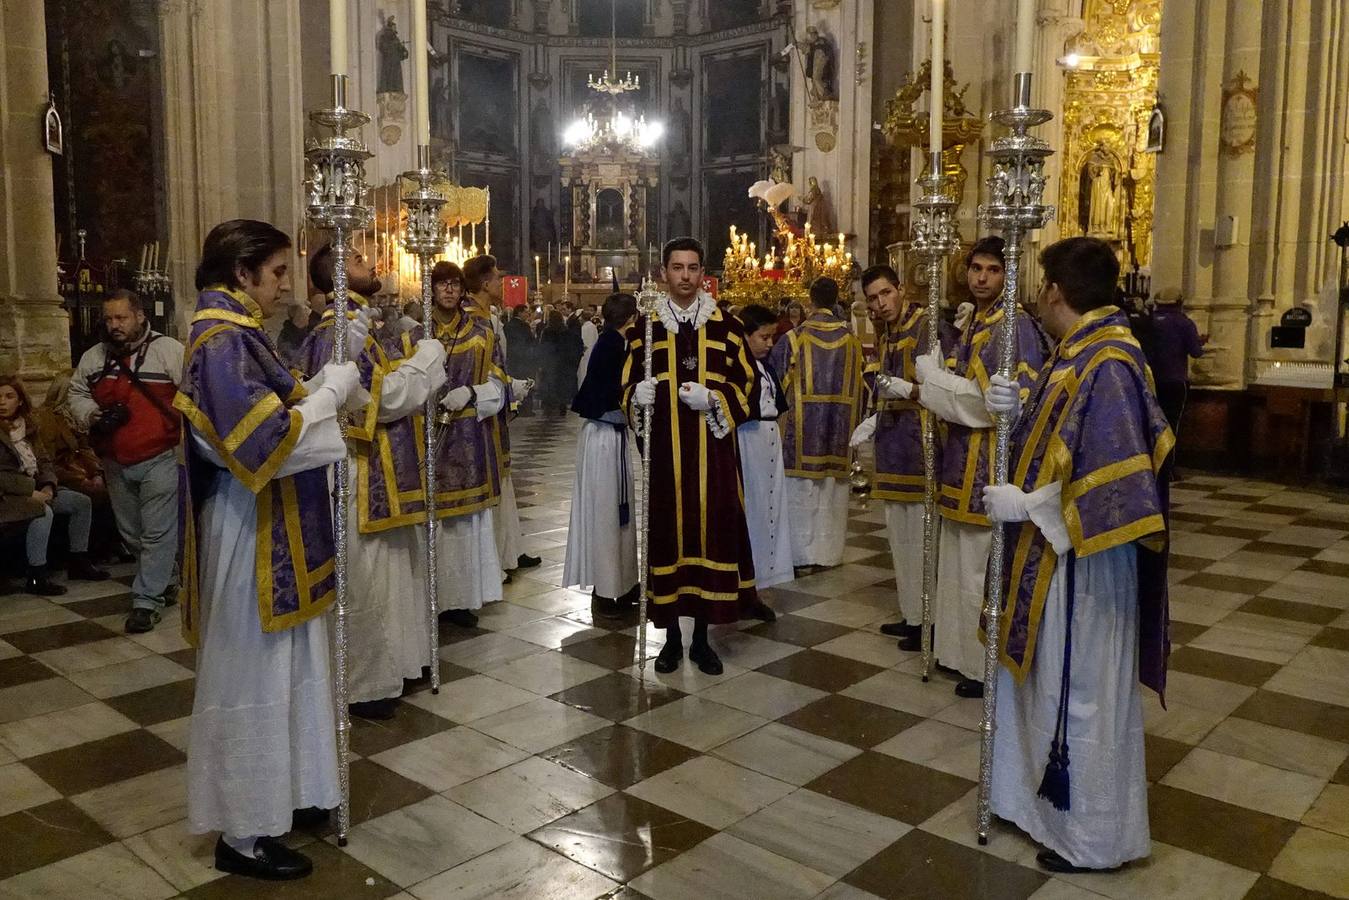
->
xmin=799 ymin=176 xmax=835 ymax=235
xmin=769 ymin=146 xmax=793 ymax=185
xmin=1079 ymin=148 xmax=1125 ymax=239
xmin=667 ymin=98 xmax=692 ymax=179
xmin=376 ymin=15 xmax=409 ymax=146
xmin=530 ymin=101 xmax=557 ymax=181
xmin=529 ymin=198 xmax=557 ymax=252
xmin=596 ymin=189 xmax=625 ymax=249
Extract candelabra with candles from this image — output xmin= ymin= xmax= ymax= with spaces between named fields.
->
xmin=401 ymin=146 xmax=447 ymax=700
xmin=974 ymin=69 xmax=1056 ymax=846
xmin=910 ymin=156 xmax=959 ymax=685
xmin=303 ymin=72 xmax=374 ymax=847
xmin=720 ymin=218 xmax=855 ymax=307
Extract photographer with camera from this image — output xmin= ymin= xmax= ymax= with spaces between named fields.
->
xmin=69 ymin=289 xmax=184 ymax=633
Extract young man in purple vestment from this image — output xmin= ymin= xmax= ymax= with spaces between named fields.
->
xmin=915 ymin=236 xmax=1050 ymax=698
xmin=176 ymin=220 xmax=361 ymax=880
xmin=849 ymin=265 xmax=946 ymax=649
xmin=299 ymin=245 xmax=447 ymax=722
xmin=625 ymin=237 xmax=768 ymax=675
xmin=983 ymin=236 xmax=1173 ymax=874
xmin=769 ymin=275 xmax=865 ymax=572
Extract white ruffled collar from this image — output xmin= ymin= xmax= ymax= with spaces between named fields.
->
xmin=657 ymin=291 xmax=717 ymax=333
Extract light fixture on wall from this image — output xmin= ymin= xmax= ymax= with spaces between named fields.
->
xmin=563 ymin=0 xmax=663 ymax=154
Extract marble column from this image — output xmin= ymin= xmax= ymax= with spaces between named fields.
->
xmin=0 ymin=0 xmax=69 ymax=393
xmin=790 ymin=0 xmax=875 ymax=267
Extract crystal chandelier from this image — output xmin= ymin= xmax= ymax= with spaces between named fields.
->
xmin=563 ymin=0 xmax=662 ymax=155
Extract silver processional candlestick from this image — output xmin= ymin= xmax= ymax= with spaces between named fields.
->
xmin=304 ymin=72 xmax=374 ymax=848
xmin=635 ymin=279 xmax=662 ymax=681
xmin=401 ymin=145 xmax=448 ymax=697
xmin=974 ymin=71 xmax=1055 ymax=845
xmin=910 ymin=152 xmax=958 ymax=684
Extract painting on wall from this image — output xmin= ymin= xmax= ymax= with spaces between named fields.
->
xmin=577 ymin=0 xmax=644 ymax=37
xmin=457 ymin=51 xmax=519 ymax=157
xmin=703 ymin=167 xmax=760 ymax=269
xmin=707 ymin=0 xmax=765 ymax=32
xmin=703 ymin=51 xmax=763 ymax=159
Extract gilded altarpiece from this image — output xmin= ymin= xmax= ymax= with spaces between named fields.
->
xmin=1057 ymin=0 xmax=1162 ymax=270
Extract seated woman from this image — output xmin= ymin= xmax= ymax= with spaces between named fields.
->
xmin=0 ymin=376 xmax=109 ymax=595
xmin=34 ymin=370 xmax=126 ymax=562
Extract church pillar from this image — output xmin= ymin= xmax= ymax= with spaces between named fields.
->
xmin=0 ymin=0 xmax=69 ymax=389
xmin=790 ymin=0 xmax=874 ymax=264
xmin=158 ymin=0 xmax=307 ymax=325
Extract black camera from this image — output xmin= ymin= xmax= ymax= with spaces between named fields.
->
xmin=90 ymin=402 xmax=131 ymax=439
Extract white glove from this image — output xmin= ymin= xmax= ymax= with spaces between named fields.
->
xmin=914 ymin=350 xmax=943 ymax=385
xmin=317 ymin=361 xmax=360 ymax=407
xmin=511 ymin=378 xmax=534 ymax=402
xmin=954 ymin=301 xmax=975 ymax=332
xmin=876 ymin=374 xmax=914 ymax=400
xmin=633 ymin=377 xmax=658 ymax=408
xmin=412 ymin=338 xmax=447 ymax=368
xmin=984 ymin=373 xmax=1021 ymax=420
xmin=344 ymin=314 xmax=370 ymax=360
xmin=983 ymin=484 xmax=1031 ymax=523
xmin=850 ymin=414 xmax=878 ymax=448
xmin=679 ymin=382 xmax=714 ymax=412
xmin=440 ymin=385 xmax=472 ymax=412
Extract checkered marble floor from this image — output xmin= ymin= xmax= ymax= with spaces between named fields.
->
xmin=3 ymin=415 xmax=1349 ymax=899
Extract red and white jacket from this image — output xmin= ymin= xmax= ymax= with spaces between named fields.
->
xmin=69 ymin=330 xmax=185 ymax=466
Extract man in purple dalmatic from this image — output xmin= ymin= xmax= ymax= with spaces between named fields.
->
xmin=299 ymin=244 xmax=447 ymax=723
xmin=915 ymin=236 xmax=1049 ymax=698
xmin=176 ymin=220 xmax=360 ymax=880
xmin=983 ymin=236 xmax=1173 ymax=875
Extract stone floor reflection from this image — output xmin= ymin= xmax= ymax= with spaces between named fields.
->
xmin=2 ymin=413 xmax=1349 ymax=898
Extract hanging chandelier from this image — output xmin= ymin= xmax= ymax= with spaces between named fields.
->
xmin=563 ymin=0 xmax=663 ymax=155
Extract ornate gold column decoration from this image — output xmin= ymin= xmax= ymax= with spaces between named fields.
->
xmin=1056 ymin=0 xmax=1162 ymax=270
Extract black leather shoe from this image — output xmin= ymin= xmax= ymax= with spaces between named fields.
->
xmin=291 ymin=807 xmax=331 ymax=830
xmin=125 ymin=608 xmax=161 ymax=634
xmin=25 ymin=566 xmax=66 ymax=597
xmin=880 ymin=621 xmax=920 ymax=638
xmin=616 ymin=584 xmax=640 ymax=607
xmin=1036 ymin=849 xmax=1120 ymax=874
xmin=654 ymin=642 xmax=682 ymax=673
xmin=349 ymin=698 xmax=398 ymax=720
xmin=594 ymin=595 xmax=620 ymax=619
xmin=954 ymin=678 xmax=984 ymax=699
xmin=897 ymin=632 xmax=924 ymax=652
xmin=688 ymin=642 xmax=724 ymax=676
xmin=516 ymin=553 xmax=542 ymax=569
xmin=439 ymin=608 xmax=479 ymax=628
xmin=214 ymin=836 xmax=313 ymax=880
xmin=67 ymin=553 xmax=110 ymax=581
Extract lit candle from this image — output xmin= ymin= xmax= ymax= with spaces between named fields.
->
xmin=839 ymin=232 xmax=845 ymax=246
xmin=535 ymin=254 xmax=541 ymax=289
xmin=930 ymin=0 xmax=944 ymax=155
xmin=1014 ymin=0 xmax=1035 ymax=76
xmin=412 ymin=0 xmax=430 ymax=144
xmin=330 ymin=0 xmax=347 ymax=76
xmin=564 ymin=255 xmax=570 ymax=296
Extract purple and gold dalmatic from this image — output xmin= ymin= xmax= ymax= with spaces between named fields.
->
xmin=174 ymin=286 xmax=336 ymax=643
xmin=996 ymin=306 xmax=1175 ymax=697
xmin=768 ymin=310 xmax=864 ymax=479
xmin=870 ymin=304 xmax=947 ymax=503
xmin=467 ymin=307 xmax=514 ymax=488
xmin=297 ymin=294 xmax=427 ymax=534
xmin=938 ymin=303 xmax=1049 ymax=525
xmin=418 ymin=308 xmax=507 ymax=518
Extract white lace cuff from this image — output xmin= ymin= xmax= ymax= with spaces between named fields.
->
xmin=703 ymin=392 xmax=732 ymax=439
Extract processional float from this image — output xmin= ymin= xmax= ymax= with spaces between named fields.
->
xmin=974 ymin=0 xmax=1056 ymax=845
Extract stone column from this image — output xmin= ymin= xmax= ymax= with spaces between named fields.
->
xmin=0 ymin=0 xmax=69 ymax=390
xmin=790 ymin=0 xmax=875 ymax=266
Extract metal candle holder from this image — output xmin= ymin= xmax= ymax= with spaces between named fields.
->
xmin=635 ymin=280 xmax=663 ymax=680
xmin=910 ymin=152 xmax=959 ymax=683
xmin=303 ymin=73 xmax=374 ymax=847
xmin=401 ymin=145 xmax=448 ymax=699
xmin=974 ymin=71 xmax=1055 ymax=845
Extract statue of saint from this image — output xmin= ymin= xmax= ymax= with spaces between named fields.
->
xmin=376 ymin=17 xmax=409 ymax=95
xmin=796 ymin=26 xmax=837 ymax=102
xmin=801 ymin=176 xmax=834 ymax=235
xmin=1085 ymin=162 xmax=1119 ymax=237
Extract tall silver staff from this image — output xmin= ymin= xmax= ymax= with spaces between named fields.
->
xmin=910 ymin=153 xmax=958 ymax=682
xmin=635 ymin=279 xmax=662 ymax=679
xmin=401 ymin=147 xmax=447 ymax=695
xmin=974 ymin=71 xmax=1055 ymax=845
xmin=303 ymin=73 xmax=373 ymax=847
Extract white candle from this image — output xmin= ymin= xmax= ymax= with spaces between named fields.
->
xmin=535 ymin=254 xmax=541 ymax=288
xmin=330 ymin=0 xmax=348 ymax=76
xmin=930 ymin=0 xmax=944 ymax=155
xmin=564 ymin=255 xmax=571 ymax=296
xmin=1014 ymin=0 xmax=1035 ymax=75
xmin=412 ymin=0 xmax=430 ymax=144
xmin=139 ymin=244 xmax=148 ymax=271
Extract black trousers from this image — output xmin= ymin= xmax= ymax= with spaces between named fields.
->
xmin=1155 ymin=381 xmax=1188 ymax=437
